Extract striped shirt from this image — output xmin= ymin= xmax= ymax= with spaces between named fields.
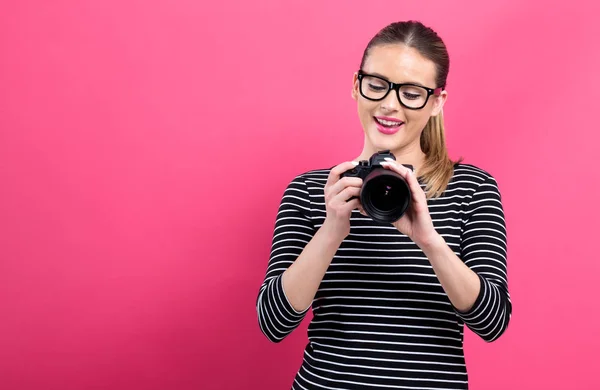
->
xmin=256 ymin=163 xmax=511 ymax=389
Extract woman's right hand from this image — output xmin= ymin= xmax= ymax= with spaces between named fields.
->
xmin=321 ymin=161 xmax=363 ymax=242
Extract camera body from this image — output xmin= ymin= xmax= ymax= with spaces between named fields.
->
xmin=341 ymin=150 xmax=413 ymax=224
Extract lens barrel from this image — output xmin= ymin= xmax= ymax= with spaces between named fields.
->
xmin=360 ymin=169 xmax=411 ymax=224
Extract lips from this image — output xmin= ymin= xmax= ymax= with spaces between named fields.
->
xmin=374 ymin=116 xmax=404 ymax=135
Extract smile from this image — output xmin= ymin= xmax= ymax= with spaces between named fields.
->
xmin=375 ymin=117 xmax=404 ymax=127
xmin=374 ymin=116 xmax=404 ymax=135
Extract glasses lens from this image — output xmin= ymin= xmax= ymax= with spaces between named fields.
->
xmin=361 ymin=76 xmax=389 ymax=100
xmin=399 ymin=85 xmax=428 ymax=109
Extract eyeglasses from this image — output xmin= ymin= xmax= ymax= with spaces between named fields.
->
xmin=357 ymin=70 xmax=444 ymax=110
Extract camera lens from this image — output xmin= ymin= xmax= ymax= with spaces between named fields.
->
xmin=360 ymin=169 xmax=411 ymax=224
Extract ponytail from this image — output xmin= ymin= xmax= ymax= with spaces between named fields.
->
xmin=419 ymin=110 xmax=462 ymax=198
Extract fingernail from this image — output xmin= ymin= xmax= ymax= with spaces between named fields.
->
xmin=384 ymin=157 xmax=395 ymax=163
xmin=352 ymin=161 xmax=359 ymax=165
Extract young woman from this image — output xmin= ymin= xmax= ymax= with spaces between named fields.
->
xmin=256 ymin=20 xmax=511 ymax=390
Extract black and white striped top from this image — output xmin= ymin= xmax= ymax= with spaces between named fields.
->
xmin=256 ymin=163 xmax=511 ymax=390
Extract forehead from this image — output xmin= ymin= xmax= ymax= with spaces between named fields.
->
xmin=362 ymin=44 xmax=437 ymax=87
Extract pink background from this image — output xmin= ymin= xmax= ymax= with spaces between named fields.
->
xmin=1 ymin=1 xmax=599 ymax=389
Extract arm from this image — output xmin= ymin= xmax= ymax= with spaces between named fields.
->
xmin=422 ymin=175 xmax=511 ymax=342
xmin=256 ymin=164 xmax=361 ymax=343
xmin=381 ymin=161 xmax=511 ymax=342
xmin=256 ymin=176 xmax=316 ymax=343
xmin=280 ymin=223 xmax=345 ymax=313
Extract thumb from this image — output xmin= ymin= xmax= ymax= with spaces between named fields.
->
xmin=358 ymin=205 xmax=367 ymax=217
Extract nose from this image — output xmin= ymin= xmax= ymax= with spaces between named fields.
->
xmin=380 ymin=89 xmax=400 ymax=112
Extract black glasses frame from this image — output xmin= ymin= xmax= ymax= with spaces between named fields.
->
xmin=357 ymin=70 xmax=444 ymax=110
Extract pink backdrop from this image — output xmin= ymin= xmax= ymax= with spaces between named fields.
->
xmin=1 ymin=1 xmax=599 ymax=389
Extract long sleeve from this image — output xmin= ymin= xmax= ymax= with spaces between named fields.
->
xmin=256 ymin=175 xmax=315 ymax=343
xmin=455 ymin=175 xmax=512 ymax=342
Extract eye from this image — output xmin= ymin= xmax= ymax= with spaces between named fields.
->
xmin=368 ymin=83 xmax=387 ymax=92
xmin=400 ymin=86 xmax=427 ymax=101
xmin=402 ymin=92 xmax=421 ymax=100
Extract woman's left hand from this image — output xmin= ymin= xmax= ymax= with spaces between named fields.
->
xmin=378 ymin=159 xmax=440 ymax=249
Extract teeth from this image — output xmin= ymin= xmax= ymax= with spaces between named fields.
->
xmin=376 ymin=118 xmax=403 ymax=126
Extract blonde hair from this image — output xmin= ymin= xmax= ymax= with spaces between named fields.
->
xmin=418 ymin=109 xmax=462 ymax=198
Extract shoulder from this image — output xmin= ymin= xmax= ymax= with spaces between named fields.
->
xmin=279 ymin=167 xmax=331 ymax=204
xmin=286 ymin=167 xmax=332 ymax=189
xmin=450 ymin=163 xmax=503 ymax=207
xmin=296 ymin=167 xmax=331 ymax=184
xmin=451 ymin=163 xmax=501 ymax=191
xmin=452 ymin=163 xmax=498 ymax=184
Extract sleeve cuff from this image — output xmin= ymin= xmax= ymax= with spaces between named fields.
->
xmin=276 ymin=274 xmax=310 ymax=318
xmin=454 ymin=273 xmax=487 ymax=320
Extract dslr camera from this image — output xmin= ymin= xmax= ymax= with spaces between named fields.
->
xmin=341 ymin=150 xmax=413 ymax=224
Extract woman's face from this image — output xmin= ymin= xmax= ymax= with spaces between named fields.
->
xmin=352 ymin=44 xmax=447 ymax=161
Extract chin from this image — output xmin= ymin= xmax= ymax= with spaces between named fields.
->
xmin=367 ymin=131 xmax=404 ymax=152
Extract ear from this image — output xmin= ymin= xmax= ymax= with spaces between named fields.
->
xmin=351 ymin=72 xmax=359 ymax=100
xmin=430 ymin=90 xmax=448 ymax=117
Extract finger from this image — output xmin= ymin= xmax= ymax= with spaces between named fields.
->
xmin=380 ymin=159 xmax=410 ymax=179
xmin=404 ymin=169 xmax=427 ymax=204
xmin=357 ymin=204 xmax=367 ymax=217
xmin=326 ymin=161 xmax=359 ymax=188
xmin=342 ymin=198 xmax=361 ymax=213
xmin=334 ymin=185 xmax=361 ymax=204
xmin=327 ymin=176 xmax=363 ymax=199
